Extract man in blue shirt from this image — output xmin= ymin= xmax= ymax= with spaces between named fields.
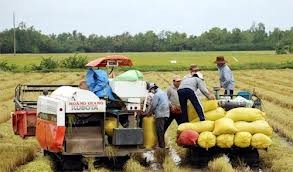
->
xmin=146 ymin=83 xmax=170 ymax=148
xmin=215 ymin=56 xmax=235 ymax=97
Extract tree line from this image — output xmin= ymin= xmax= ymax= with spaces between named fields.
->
xmin=0 ymin=22 xmax=292 ymax=53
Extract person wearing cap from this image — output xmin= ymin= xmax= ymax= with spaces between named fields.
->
xmin=214 ymin=56 xmax=235 ymax=97
xmin=178 ymin=72 xmax=215 ymax=122
xmin=145 ymin=83 xmax=170 ymax=148
xmin=183 ymin=64 xmax=201 ymax=79
xmin=165 ymin=75 xmax=182 ymax=129
xmin=184 ymin=64 xmax=207 ymax=98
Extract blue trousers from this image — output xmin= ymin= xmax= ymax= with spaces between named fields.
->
xmin=224 ymin=90 xmax=234 ymax=98
xmin=177 ymin=88 xmax=205 ymax=123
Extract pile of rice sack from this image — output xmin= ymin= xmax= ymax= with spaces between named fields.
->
xmin=177 ymin=101 xmax=272 ymax=149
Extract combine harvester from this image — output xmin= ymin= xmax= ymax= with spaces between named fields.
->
xmin=12 ymin=55 xmax=150 ymax=170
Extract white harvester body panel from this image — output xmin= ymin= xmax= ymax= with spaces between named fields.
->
xmin=37 ymin=86 xmax=106 ymax=126
xmin=109 ymin=80 xmax=147 ymax=110
xmin=37 ymin=96 xmax=65 ymax=126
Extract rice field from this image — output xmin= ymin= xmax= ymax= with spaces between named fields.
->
xmin=1 ymin=51 xmax=293 ymax=68
xmin=0 ymin=69 xmax=292 ymax=171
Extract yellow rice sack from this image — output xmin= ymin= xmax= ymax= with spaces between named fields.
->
xmin=191 ymin=107 xmax=226 ymax=122
xmin=252 ymin=120 xmax=273 ymax=136
xmin=178 ymin=123 xmax=196 ymax=133
xmin=234 ymin=121 xmax=253 ymax=133
xmin=179 ymin=120 xmax=214 ymax=133
xmin=251 ymin=133 xmax=272 ymax=149
xmin=105 ymin=117 xmax=117 ymax=136
xmin=142 ymin=116 xmax=157 ymax=149
xmin=187 ymin=100 xmax=218 ymax=121
xmin=213 ymin=118 xmax=238 ymax=135
xmin=205 ymin=107 xmax=226 ymax=121
xmin=226 ymin=107 xmax=265 ymax=122
xmin=234 ymin=120 xmax=273 ymax=136
xmin=216 ymin=134 xmax=234 ymax=148
xmin=202 ymin=100 xmax=218 ymax=112
xmin=197 ymin=131 xmax=216 ymax=149
xmin=234 ymin=132 xmax=252 ymax=148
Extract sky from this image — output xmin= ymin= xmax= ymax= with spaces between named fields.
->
xmin=0 ymin=0 xmax=293 ymax=36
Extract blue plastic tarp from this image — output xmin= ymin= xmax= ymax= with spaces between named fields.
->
xmin=86 ymin=68 xmax=115 ymax=100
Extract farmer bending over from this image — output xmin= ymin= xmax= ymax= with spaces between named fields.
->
xmin=178 ymin=72 xmax=215 ymax=122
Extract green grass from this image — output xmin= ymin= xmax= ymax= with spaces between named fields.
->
xmin=1 ymin=51 xmax=292 ymax=70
